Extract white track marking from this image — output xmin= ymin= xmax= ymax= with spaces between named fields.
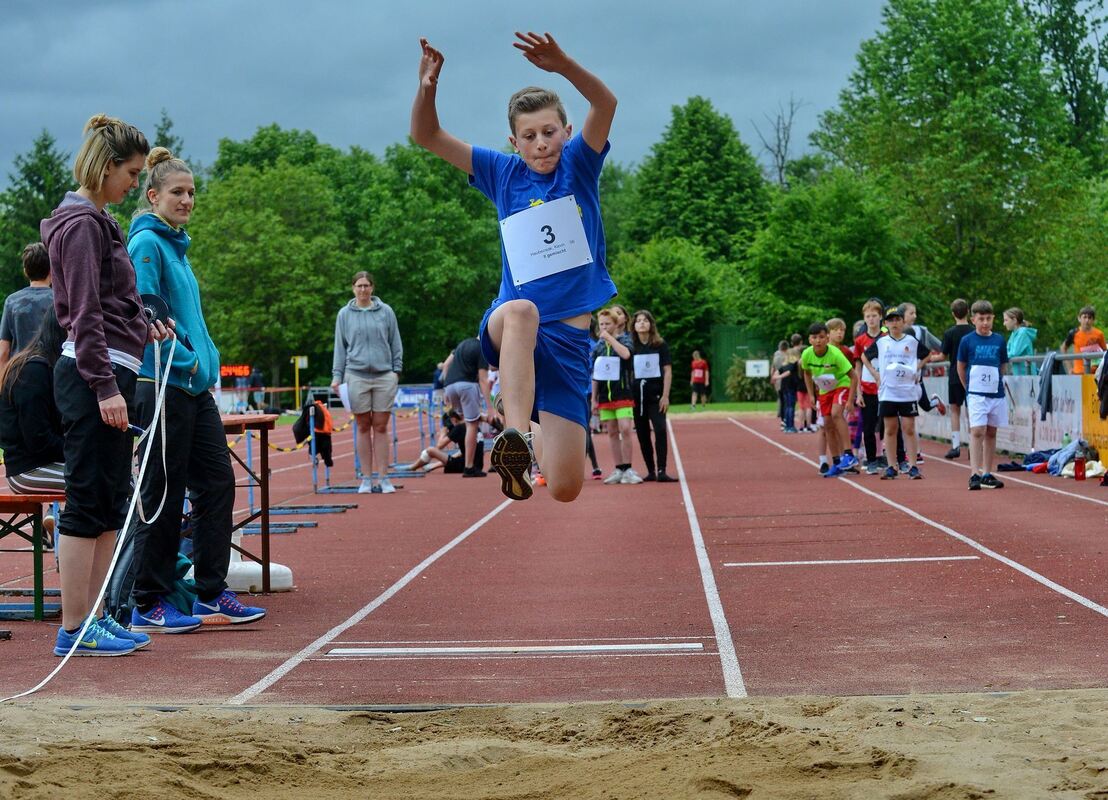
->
xmin=725 ymin=556 xmax=979 ymax=567
xmin=668 ymin=419 xmax=747 ymax=698
xmin=326 ymin=643 xmax=704 ymax=657
xmin=331 ymin=635 xmax=714 ymax=644
xmin=926 ymin=449 xmax=1108 ymax=507
xmin=227 ymin=499 xmax=513 ymax=705
xmin=729 ymin=419 xmax=1108 ymax=619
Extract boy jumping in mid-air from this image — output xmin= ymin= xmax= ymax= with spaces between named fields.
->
xmin=411 ymin=32 xmax=617 ymax=502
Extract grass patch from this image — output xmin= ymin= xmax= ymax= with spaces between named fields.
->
xmin=669 ymin=401 xmax=775 ymax=415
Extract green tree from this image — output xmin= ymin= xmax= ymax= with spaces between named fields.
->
xmin=629 ymin=97 xmax=769 ymax=261
xmin=609 ymin=237 xmax=726 ymax=399
xmin=743 ymin=168 xmax=910 ymax=339
xmin=814 ymin=0 xmax=1086 ymax=324
xmin=357 ymin=142 xmax=501 ymax=380
xmin=186 ymin=161 xmax=353 ymax=388
xmin=0 ymin=131 xmax=73 ymax=297
xmin=599 ymin=162 xmax=637 ymax=262
xmin=1024 ymin=0 xmax=1108 ymax=173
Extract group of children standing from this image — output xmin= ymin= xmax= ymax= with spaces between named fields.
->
xmin=779 ymin=298 xmax=1015 ymax=490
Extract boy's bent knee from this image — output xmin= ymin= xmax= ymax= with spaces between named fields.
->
xmin=501 ymin=300 xmax=539 ymax=326
xmin=548 ymin=476 xmax=583 ymax=503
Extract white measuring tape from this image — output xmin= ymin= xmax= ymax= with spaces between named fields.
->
xmin=1 ymin=335 xmax=178 ymax=702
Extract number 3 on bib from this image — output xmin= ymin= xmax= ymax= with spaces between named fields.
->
xmin=500 ymin=195 xmax=592 ymax=286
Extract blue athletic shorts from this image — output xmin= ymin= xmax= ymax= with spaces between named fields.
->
xmin=479 ymin=305 xmax=590 ymax=430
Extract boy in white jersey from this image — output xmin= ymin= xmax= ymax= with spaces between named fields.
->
xmin=861 ymin=307 xmax=930 ymax=480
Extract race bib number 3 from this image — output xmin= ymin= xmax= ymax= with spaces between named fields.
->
xmin=968 ymin=364 xmax=999 ymax=393
xmin=593 ymin=356 xmax=621 ymax=381
xmin=500 ymin=195 xmax=593 ymax=286
xmin=634 ymin=353 xmax=661 ymax=379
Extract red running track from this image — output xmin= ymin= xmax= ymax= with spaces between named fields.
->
xmin=0 ymin=413 xmax=1104 ymax=705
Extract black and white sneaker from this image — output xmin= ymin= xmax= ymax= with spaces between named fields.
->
xmin=490 ymin=428 xmax=534 ymax=501
xmin=968 ymin=473 xmax=982 ymax=491
xmin=980 ymin=473 xmax=1004 ymax=489
xmin=944 ymin=447 xmax=960 ymax=459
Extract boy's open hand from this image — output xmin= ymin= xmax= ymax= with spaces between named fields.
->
xmin=418 ymin=37 xmax=444 ymax=89
xmin=514 ymin=31 xmax=571 ymax=72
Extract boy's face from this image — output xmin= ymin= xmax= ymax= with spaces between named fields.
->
xmin=973 ymin=312 xmax=994 ymax=335
xmin=864 ymin=309 xmax=881 ymax=330
xmin=885 ymin=316 xmax=904 ymax=336
xmin=902 ymin=305 xmax=916 ymax=326
xmin=808 ymin=330 xmax=828 ymax=351
xmin=598 ymin=316 xmax=614 ymax=335
xmin=828 ymin=326 xmax=845 ymax=344
xmin=1079 ymin=312 xmax=1095 ymax=330
xmin=510 ymin=108 xmax=571 ymax=174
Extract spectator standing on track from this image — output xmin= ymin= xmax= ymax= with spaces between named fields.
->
xmin=0 ymin=308 xmax=68 ymax=533
xmin=1002 ymin=308 xmax=1038 ymax=376
xmin=0 ymin=243 xmax=54 ymax=367
xmin=941 ymin=299 xmax=975 ymax=460
xmin=852 ymin=300 xmax=885 ymax=473
xmin=592 ymin=308 xmax=643 ymax=484
xmin=248 ymin=365 xmax=264 ymax=410
xmin=771 ymin=340 xmax=789 ymax=429
xmin=441 ymin=336 xmax=496 ymax=478
xmin=800 ymin=322 xmax=858 ymax=478
xmin=630 ymin=310 xmax=675 ymax=483
xmin=690 ymin=350 xmax=710 ymax=410
xmin=331 ymin=271 xmax=403 ymax=495
xmin=40 ymin=114 xmax=166 ymax=657
xmin=772 ymin=346 xmax=800 ymax=433
xmin=957 ymin=300 xmax=1009 ymax=490
xmin=1062 ymin=306 xmax=1104 ymax=376
xmin=584 ymin=314 xmax=603 ymax=480
xmin=127 ymin=148 xmax=265 ymax=635
xmin=411 ymin=33 xmax=617 ymax=504
xmin=862 ymin=306 xmax=929 ymax=481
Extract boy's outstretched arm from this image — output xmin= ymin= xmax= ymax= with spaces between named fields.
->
xmin=514 ymin=32 xmax=616 ymax=154
xmin=410 ymin=37 xmax=472 ymax=174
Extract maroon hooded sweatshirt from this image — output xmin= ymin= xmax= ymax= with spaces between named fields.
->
xmin=40 ymin=192 xmax=148 ymax=401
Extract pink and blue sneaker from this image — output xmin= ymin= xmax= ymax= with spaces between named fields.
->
xmin=192 ymin=590 xmax=266 ymax=626
xmin=131 ymin=598 xmax=202 ymax=634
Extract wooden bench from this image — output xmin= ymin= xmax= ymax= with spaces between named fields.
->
xmin=0 ymin=493 xmax=64 ymax=621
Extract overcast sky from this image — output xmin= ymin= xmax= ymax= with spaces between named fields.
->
xmin=1 ymin=0 xmax=884 ymax=186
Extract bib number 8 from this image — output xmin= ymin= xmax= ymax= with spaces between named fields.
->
xmin=541 ymin=225 xmax=556 ymax=245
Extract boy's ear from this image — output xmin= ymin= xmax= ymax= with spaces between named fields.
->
xmin=508 ymin=135 xmax=518 ymax=152
xmin=565 ymin=123 xmax=573 ymax=138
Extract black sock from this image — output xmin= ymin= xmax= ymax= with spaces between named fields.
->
xmin=833 ymin=456 xmax=841 ymax=466
xmin=617 ymin=463 xmax=631 ymax=471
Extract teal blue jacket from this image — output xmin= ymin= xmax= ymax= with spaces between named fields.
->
xmin=127 ymin=213 xmax=220 ymax=395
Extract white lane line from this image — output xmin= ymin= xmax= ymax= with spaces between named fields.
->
xmin=326 ymin=643 xmax=704 ymax=657
xmin=668 ymin=419 xmax=747 ymax=698
xmin=227 ymin=498 xmax=513 ymax=705
xmin=317 ymin=652 xmax=717 ymax=663
xmin=725 ymin=556 xmax=980 ymax=567
xmin=729 ymin=418 xmax=1108 ymax=620
xmin=926 ymin=450 xmax=1108 ymax=508
xmin=331 ymin=635 xmax=714 ymax=645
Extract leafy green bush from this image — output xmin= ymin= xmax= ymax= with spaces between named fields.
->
xmin=725 ymin=355 xmax=776 ymax=402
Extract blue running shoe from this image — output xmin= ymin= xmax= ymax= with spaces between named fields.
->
xmin=192 ymin=590 xmax=266 ymax=626
xmin=99 ymin=612 xmax=152 ymax=650
xmin=131 ymin=598 xmax=202 ymax=634
xmin=908 ymin=466 xmax=923 ymax=480
xmin=823 ymin=463 xmax=845 ymax=478
xmin=881 ymin=466 xmax=898 ymax=480
xmin=840 ymin=453 xmax=859 ymax=470
xmin=54 ymin=620 xmax=136 ymax=657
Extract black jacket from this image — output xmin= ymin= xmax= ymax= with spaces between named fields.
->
xmin=0 ymin=358 xmax=64 ymax=476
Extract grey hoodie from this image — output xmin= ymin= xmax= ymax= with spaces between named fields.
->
xmin=332 ymin=297 xmax=403 ymax=381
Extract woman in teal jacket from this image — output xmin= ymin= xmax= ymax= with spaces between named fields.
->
xmin=126 ymin=147 xmax=264 ymax=634
xmin=1003 ymin=307 xmax=1039 ymax=376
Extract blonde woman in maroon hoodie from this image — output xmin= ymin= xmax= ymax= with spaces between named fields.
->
xmin=40 ymin=115 xmax=171 ymax=657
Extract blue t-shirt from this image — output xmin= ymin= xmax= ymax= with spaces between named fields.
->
xmin=957 ymin=331 xmax=1008 ymax=398
xmin=469 ymin=135 xmax=617 ymax=323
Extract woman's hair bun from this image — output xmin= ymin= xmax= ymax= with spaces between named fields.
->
xmin=84 ymin=113 xmax=115 ymax=133
xmin=146 ymin=146 xmax=175 ymax=170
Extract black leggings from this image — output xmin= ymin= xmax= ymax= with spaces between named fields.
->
xmin=634 ymin=399 xmax=668 ymax=475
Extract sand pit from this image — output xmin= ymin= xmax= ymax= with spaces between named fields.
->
xmin=2 ymin=689 xmax=1105 ymax=798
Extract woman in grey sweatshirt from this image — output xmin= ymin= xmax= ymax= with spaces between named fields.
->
xmin=330 ymin=271 xmax=403 ymax=493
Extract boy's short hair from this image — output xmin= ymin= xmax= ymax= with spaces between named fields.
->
xmin=1079 ymin=305 xmax=1096 ymax=319
xmin=808 ymin=322 xmax=828 ymax=336
xmin=21 ymin=242 xmax=49 ymax=281
xmin=950 ymin=298 xmax=969 ymax=318
xmin=970 ymin=300 xmax=994 ymax=316
xmin=508 ymin=86 xmax=568 ymax=135
xmin=790 ymin=333 xmax=802 ymax=346
xmin=826 ymin=318 xmax=846 ymax=332
xmin=862 ymin=300 xmax=883 ymax=315
xmin=597 ymin=309 xmax=614 ymax=320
